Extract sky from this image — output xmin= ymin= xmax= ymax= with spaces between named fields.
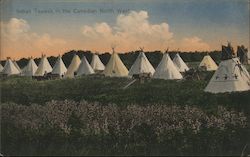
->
xmin=0 ymin=0 xmax=249 ymax=59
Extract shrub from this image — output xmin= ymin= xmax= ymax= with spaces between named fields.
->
xmin=1 ymin=100 xmax=249 ymax=156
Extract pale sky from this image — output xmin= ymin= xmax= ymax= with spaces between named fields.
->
xmin=1 ymin=0 xmax=249 ymax=59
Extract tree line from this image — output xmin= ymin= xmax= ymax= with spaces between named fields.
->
xmin=1 ymin=50 xmax=222 ymax=69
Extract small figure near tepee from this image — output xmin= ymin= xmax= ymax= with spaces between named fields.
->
xmin=205 ymin=42 xmax=250 ymax=93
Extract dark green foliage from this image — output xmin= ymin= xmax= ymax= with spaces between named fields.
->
xmin=1 ymin=101 xmax=249 ymax=156
xmin=2 ymin=50 xmax=223 ymax=69
xmin=1 ymin=75 xmax=250 ymax=156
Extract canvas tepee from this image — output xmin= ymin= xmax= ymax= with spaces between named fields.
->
xmin=129 ymin=49 xmax=155 ymax=76
xmin=76 ymin=56 xmax=94 ymax=76
xmin=51 ymin=55 xmax=67 ymax=77
xmin=64 ymin=54 xmax=81 ymax=78
xmin=0 ymin=64 xmax=3 ymax=72
xmin=153 ymin=53 xmax=183 ymax=80
xmin=21 ymin=57 xmax=38 ymax=76
xmin=91 ymin=54 xmax=105 ymax=71
xmin=173 ymin=53 xmax=189 ymax=72
xmin=13 ymin=60 xmax=21 ymax=73
xmin=1 ymin=57 xmax=20 ymax=75
xmin=199 ymin=55 xmax=218 ymax=71
xmin=204 ymin=57 xmax=250 ymax=93
xmin=35 ymin=54 xmax=52 ymax=76
xmin=103 ymin=48 xmax=128 ymax=77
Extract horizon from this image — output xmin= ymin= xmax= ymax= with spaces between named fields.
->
xmin=1 ymin=0 xmax=249 ymax=60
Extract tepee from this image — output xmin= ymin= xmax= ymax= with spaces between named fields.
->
xmin=0 ymin=64 xmax=3 ymax=72
xmin=1 ymin=57 xmax=20 ymax=75
xmin=204 ymin=57 xmax=250 ymax=93
xmin=13 ymin=60 xmax=21 ymax=73
xmin=173 ymin=53 xmax=189 ymax=72
xmin=103 ymin=47 xmax=128 ymax=77
xmin=199 ymin=55 xmax=218 ymax=71
xmin=91 ymin=54 xmax=105 ymax=71
xmin=128 ymin=48 xmax=155 ymax=76
xmin=21 ymin=57 xmax=38 ymax=76
xmin=51 ymin=55 xmax=67 ymax=77
xmin=64 ymin=54 xmax=81 ymax=78
xmin=76 ymin=56 xmax=94 ymax=76
xmin=153 ymin=53 xmax=183 ymax=80
xmin=35 ymin=54 xmax=53 ymax=76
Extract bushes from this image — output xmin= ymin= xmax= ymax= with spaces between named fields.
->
xmin=1 ymin=100 xmax=249 ymax=156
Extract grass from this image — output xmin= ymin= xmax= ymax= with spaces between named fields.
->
xmin=1 ymin=65 xmax=250 ymax=156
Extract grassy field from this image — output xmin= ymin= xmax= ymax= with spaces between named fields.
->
xmin=1 ymin=67 xmax=250 ymax=156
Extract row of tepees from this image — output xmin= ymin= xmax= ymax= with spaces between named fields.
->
xmin=0 ymin=51 xmax=219 ymax=80
xmin=1 ymin=49 xmax=250 ymax=94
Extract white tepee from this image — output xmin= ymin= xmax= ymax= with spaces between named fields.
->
xmin=173 ymin=53 xmax=189 ymax=72
xmin=0 ymin=64 xmax=3 ymax=72
xmin=153 ymin=53 xmax=183 ymax=80
xmin=204 ymin=57 xmax=250 ymax=93
xmin=51 ymin=55 xmax=67 ymax=76
xmin=103 ymin=48 xmax=128 ymax=77
xmin=1 ymin=58 xmax=20 ymax=75
xmin=21 ymin=57 xmax=38 ymax=76
xmin=65 ymin=54 xmax=81 ymax=78
xmin=91 ymin=54 xmax=105 ymax=71
xmin=13 ymin=61 xmax=21 ymax=73
xmin=129 ymin=52 xmax=155 ymax=76
xmin=77 ymin=56 xmax=94 ymax=76
xmin=35 ymin=55 xmax=53 ymax=76
xmin=199 ymin=55 xmax=218 ymax=71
